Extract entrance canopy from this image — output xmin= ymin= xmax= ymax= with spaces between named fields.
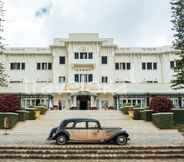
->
xmin=71 ymin=91 xmax=96 ymax=97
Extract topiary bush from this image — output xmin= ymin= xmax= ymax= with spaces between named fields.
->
xmin=150 ymin=96 xmax=173 ymax=113
xmin=0 ymin=94 xmax=21 ymax=112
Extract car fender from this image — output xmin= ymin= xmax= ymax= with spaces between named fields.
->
xmin=110 ymin=131 xmax=129 ymax=141
xmin=53 ymin=130 xmax=70 ymax=140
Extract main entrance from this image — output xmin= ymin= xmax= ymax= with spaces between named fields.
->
xmin=77 ymin=95 xmax=90 ymax=110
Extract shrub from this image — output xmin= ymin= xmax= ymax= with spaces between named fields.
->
xmin=34 ymin=106 xmax=48 ymax=115
xmin=0 ymin=94 xmax=21 ymax=112
xmin=150 ymin=96 xmax=173 ymax=113
xmin=152 ymin=112 xmax=174 ymax=129
xmin=122 ymin=105 xmax=133 ymax=114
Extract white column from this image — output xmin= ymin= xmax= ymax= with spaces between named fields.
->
xmin=116 ymin=97 xmax=119 ymax=110
xmin=74 ymin=96 xmax=77 ymax=107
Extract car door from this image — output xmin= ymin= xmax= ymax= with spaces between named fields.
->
xmin=69 ymin=121 xmax=88 ymax=141
xmin=87 ymin=121 xmax=106 ymax=142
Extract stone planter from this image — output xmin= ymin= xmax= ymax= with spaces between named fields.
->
xmin=16 ymin=110 xmax=29 ymax=121
xmin=132 ymin=108 xmax=144 ymax=120
xmin=26 ymin=108 xmax=40 ymax=120
xmin=172 ymin=109 xmax=184 ymax=124
xmin=152 ymin=112 xmax=174 ymax=129
xmin=0 ymin=112 xmax=19 ymax=129
xmin=140 ymin=110 xmax=152 ymax=121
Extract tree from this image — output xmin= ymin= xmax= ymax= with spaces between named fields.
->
xmin=150 ymin=96 xmax=173 ymax=113
xmin=0 ymin=0 xmax=7 ymax=87
xmin=171 ymin=0 xmax=184 ymax=89
xmin=0 ymin=63 xmax=7 ymax=87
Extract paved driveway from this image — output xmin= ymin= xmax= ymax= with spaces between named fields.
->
xmin=0 ymin=110 xmax=183 ymax=146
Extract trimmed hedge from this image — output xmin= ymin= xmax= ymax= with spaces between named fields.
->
xmin=122 ymin=106 xmax=134 ymax=114
xmin=25 ymin=108 xmax=40 ymax=120
xmin=33 ymin=106 xmax=48 ymax=115
xmin=172 ymin=109 xmax=184 ymax=124
xmin=140 ymin=110 xmax=152 ymax=121
xmin=16 ymin=110 xmax=29 ymax=121
xmin=0 ymin=112 xmax=19 ymax=129
xmin=152 ymin=112 xmax=174 ymax=129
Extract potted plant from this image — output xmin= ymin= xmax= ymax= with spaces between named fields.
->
xmin=150 ymin=96 xmax=174 ymax=129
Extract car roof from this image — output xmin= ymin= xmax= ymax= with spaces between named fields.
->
xmin=62 ymin=118 xmax=98 ymax=123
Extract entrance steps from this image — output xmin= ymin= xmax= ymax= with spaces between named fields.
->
xmin=1 ymin=145 xmax=184 ymax=160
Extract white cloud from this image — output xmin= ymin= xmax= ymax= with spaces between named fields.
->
xmin=4 ymin=0 xmax=173 ymax=47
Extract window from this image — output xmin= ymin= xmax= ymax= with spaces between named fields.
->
xmin=88 ymin=74 xmax=93 ymax=82
xmin=127 ymin=62 xmax=131 ymax=70
xmin=75 ymin=74 xmax=79 ymax=82
xmin=115 ymin=63 xmax=119 ymax=70
xmin=116 ymin=62 xmax=131 ymax=70
xmin=37 ymin=63 xmax=41 ymax=70
xmin=37 ymin=62 xmax=52 ymax=70
xmin=84 ymin=53 xmax=87 ymax=59
xmin=88 ymin=122 xmax=99 ymax=129
xmin=147 ymin=62 xmax=152 ymax=70
xmin=65 ymin=122 xmax=75 ymax=129
xmin=21 ymin=63 xmax=25 ymax=70
xmin=80 ymin=52 xmax=87 ymax=59
xmin=101 ymin=56 xmax=107 ymax=64
xmin=59 ymin=76 xmax=65 ymax=83
xmin=59 ymin=56 xmax=65 ymax=64
xmin=42 ymin=63 xmax=47 ymax=70
xmin=10 ymin=62 xmax=25 ymax=70
xmin=74 ymin=52 xmax=79 ymax=59
xmin=142 ymin=62 xmax=146 ymax=70
xmin=102 ymin=76 xmax=108 ymax=83
xmin=122 ymin=63 xmax=126 ymax=70
xmin=48 ymin=63 xmax=52 ymax=70
xmin=170 ymin=61 xmax=175 ymax=69
xmin=75 ymin=122 xmax=86 ymax=128
xmin=74 ymin=74 xmax=93 ymax=83
xmin=88 ymin=52 xmax=93 ymax=59
xmin=153 ymin=62 xmax=157 ymax=70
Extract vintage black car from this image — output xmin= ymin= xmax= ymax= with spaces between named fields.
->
xmin=47 ymin=118 xmax=130 ymax=145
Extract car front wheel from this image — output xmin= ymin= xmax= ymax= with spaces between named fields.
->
xmin=56 ymin=135 xmax=67 ymax=145
xmin=115 ymin=135 xmax=127 ymax=145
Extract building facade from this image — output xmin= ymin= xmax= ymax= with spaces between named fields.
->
xmin=0 ymin=33 xmax=184 ymax=110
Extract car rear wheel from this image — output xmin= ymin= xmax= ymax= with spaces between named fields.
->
xmin=56 ymin=135 xmax=67 ymax=145
xmin=115 ymin=135 xmax=127 ymax=145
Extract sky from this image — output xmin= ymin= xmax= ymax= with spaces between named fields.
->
xmin=4 ymin=0 xmax=173 ymax=47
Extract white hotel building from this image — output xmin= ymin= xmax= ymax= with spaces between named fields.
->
xmin=0 ymin=33 xmax=184 ymax=110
